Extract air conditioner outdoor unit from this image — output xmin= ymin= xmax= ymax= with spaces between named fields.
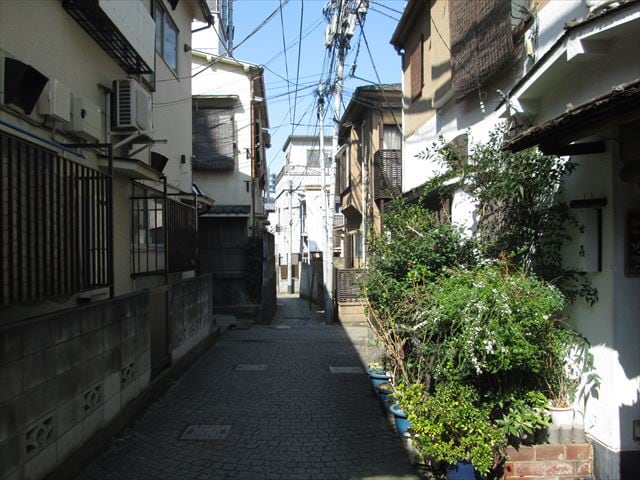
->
xmin=112 ymin=79 xmax=152 ymax=131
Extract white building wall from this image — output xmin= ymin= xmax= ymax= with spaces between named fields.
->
xmin=191 ymin=55 xmax=254 ymax=210
xmin=152 ymin=1 xmax=197 ymax=193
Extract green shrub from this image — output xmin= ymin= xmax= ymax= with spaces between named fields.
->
xmin=397 ymin=382 xmax=504 ymax=476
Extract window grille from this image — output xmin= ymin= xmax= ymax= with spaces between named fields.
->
xmin=0 ymin=132 xmax=111 ymax=306
xmin=192 ymin=108 xmax=236 ymax=171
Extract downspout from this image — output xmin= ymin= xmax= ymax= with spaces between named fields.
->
xmin=250 ymin=75 xmax=256 ymax=236
xmin=361 ymin=119 xmax=367 ymax=268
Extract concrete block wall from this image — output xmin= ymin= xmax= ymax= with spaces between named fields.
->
xmin=504 ymin=443 xmax=594 ymax=479
xmin=169 ymin=274 xmax=214 ymax=362
xmin=0 ymin=292 xmax=150 ymax=480
xmin=338 ymin=302 xmax=367 ymax=325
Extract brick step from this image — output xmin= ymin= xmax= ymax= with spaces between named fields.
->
xmin=504 ymin=443 xmax=593 ymax=479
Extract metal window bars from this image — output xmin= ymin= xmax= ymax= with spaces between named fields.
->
xmin=0 ymin=132 xmax=112 ymax=306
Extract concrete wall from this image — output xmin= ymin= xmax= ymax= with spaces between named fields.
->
xmin=0 ymin=273 xmax=216 ymax=480
xmin=0 ymin=293 xmax=151 ymax=480
xmin=169 ymin=274 xmax=215 ymax=362
xmin=261 ymin=233 xmax=277 ymax=323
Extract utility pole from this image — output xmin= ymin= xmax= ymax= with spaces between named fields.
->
xmin=322 ymin=0 xmax=368 ymax=323
xmin=227 ymin=0 xmax=234 ymax=56
xmin=318 ymin=91 xmax=327 ymax=255
xmin=287 ymin=178 xmax=294 ymax=293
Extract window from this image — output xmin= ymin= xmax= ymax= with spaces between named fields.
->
xmin=338 ymin=147 xmax=350 ymax=193
xmin=306 ymin=149 xmax=330 ymax=168
xmin=192 ymin=108 xmax=236 ymax=171
xmin=409 ymin=34 xmax=424 ymax=100
xmin=382 ymin=125 xmax=402 ymax=150
xmin=154 ymin=0 xmax=178 ymax=72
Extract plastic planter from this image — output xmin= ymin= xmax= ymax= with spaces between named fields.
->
xmin=389 ymin=403 xmax=410 ymax=434
xmin=446 ymin=460 xmax=481 ymax=480
xmin=375 ymin=381 xmax=394 ymax=409
xmin=367 ymin=369 xmax=390 ymax=392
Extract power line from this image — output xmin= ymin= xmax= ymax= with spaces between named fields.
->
xmin=233 ymin=0 xmax=291 ymax=53
xmin=368 ymin=5 xmax=400 ymax=22
xmin=291 ymin=0 xmax=305 ymax=135
xmin=355 ymin=14 xmax=402 ymax=133
xmin=278 ymin=0 xmax=293 ymax=118
xmin=264 ymin=16 xmax=325 ymax=67
xmin=370 ymin=0 xmax=404 ymax=16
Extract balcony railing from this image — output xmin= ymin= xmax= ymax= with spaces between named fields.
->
xmin=333 ymin=213 xmax=345 ymax=228
xmin=374 ymin=149 xmax=402 ymax=201
xmin=130 ymin=185 xmax=197 ymax=276
xmin=335 ymin=268 xmax=364 ymax=303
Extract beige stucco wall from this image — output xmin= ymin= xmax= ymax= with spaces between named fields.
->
xmin=402 ymin=0 xmax=451 ymax=138
xmin=151 ymin=0 xmax=197 ymax=194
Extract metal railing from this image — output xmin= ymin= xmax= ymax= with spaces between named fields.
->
xmin=335 ymin=268 xmax=365 ymax=303
xmin=130 ymin=183 xmax=197 ymax=276
xmin=167 ymin=197 xmax=197 ymax=273
xmin=0 ymin=132 xmax=112 ymax=306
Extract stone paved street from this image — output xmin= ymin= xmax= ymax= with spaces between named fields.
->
xmin=76 ymin=295 xmax=419 ymax=480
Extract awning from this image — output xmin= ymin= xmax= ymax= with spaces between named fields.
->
xmin=193 ymin=95 xmax=240 ymax=109
xmin=504 ymin=79 xmax=640 ymax=153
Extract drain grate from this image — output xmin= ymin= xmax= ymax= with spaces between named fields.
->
xmin=180 ymin=425 xmax=230 ymax=441
xmin=235 ymin=364 xmax=267 ymax=371
xmin=329 ymin=366 xmax=364 ymax=374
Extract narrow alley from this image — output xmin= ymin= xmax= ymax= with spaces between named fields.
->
xmin=75 ymin=296 xmax=418 ymax=480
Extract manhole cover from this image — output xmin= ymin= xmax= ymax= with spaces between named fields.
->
xmin=270 ymin=325 xmax=291 ymax=330
xmin=235 ymin=364 xmax=267 ymax=371
xmin=180 ymin=425 xmax=230 ymax=441
xmin=329 ymin=366 xmax=364 ymax=374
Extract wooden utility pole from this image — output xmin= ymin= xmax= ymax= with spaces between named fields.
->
xmin=322 ymin=0 xmax=368 ymax=322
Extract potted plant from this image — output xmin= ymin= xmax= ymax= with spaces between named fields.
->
xmin=396 ymin=383 xmax=504 ymax=479
xmin=546 ymin=327 xmax=600 ymax=443
xmin=375 ymin=381 xmax=395 ymax=409
xmin=367 ymin=362 xmax=391 ymax=393
xmin=389 ymin=403 xmax=411 ymax=435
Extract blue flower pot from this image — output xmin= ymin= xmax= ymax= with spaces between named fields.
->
xmin=446 ymin=460 xmax=481 ymax=480
xmin=389 ymin=403 xmax=411 ymax=434
xmin=375 ymin=382 xmax=394 ymax=409
xmin=368 ymin=370 xmax=390 ymax=392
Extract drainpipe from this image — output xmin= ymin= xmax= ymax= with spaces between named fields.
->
xmin=250 ymin=75 xmax=256 ymax=236
xmin=361 ymin=119 xmax=367 ymax=267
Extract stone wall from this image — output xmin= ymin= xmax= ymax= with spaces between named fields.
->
xmin=0 ymin=292 xmax=150 ymax=480
xmin=169 ymin=274 xmax=215 ymax=362
xmin=261 ymin=234 xmax=277 ymax=324
xmin=504 ymin=443 xmax=594 ymax=479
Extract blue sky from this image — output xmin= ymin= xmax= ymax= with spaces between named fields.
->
xmin=229 ymin=0 xmax=407 ymax=177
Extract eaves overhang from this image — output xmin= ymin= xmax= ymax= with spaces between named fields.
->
xmin=389 ymin=0 xmax=421 ymax=51
xmin=499 ymin=0 xmax=640 ymax=112
xmin=503 ymin=79 xmax=640 ymax=153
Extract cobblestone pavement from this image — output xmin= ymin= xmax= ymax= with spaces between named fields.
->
xmin=76 ymin=295 xmax=419 ymax=480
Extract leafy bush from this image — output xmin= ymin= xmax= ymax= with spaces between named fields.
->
xmin=362 ymin=126 xmax=599 ymax=476
xmin=397 ymin=383 xmax=504 ymax=476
